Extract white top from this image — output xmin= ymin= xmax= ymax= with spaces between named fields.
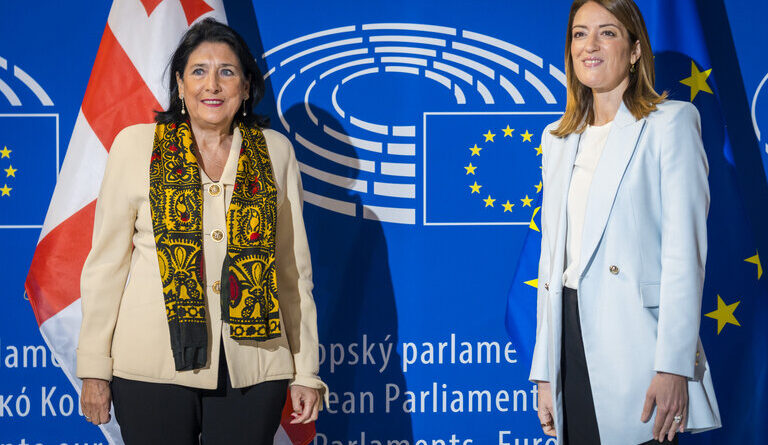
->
xmin=563 ymin=121 xmax=613 ymax=289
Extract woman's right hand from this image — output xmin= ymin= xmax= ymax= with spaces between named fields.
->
xmin=80 ymin=378 xmax=112 ymax=425
xmin=537 ymin=381 xmax=556 ymax=437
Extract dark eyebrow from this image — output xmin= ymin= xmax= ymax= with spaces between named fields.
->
xmin=189 ymin=62 xmax=238 ymax=69
xmin=572 ymin=23 xmax=620 ymax=29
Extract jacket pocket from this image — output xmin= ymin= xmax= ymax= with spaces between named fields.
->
xmin=640 ymin=283 xmax=660 ymax=308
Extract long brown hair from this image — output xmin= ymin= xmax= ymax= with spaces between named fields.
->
xmin=552 ymin=0 xmax=666 ymax=137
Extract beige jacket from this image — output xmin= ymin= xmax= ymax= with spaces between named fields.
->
xmin=76 ymin=123 xmax=326 ymax=396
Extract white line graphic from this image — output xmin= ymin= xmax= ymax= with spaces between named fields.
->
xmin=374 ymin=182 xmax=416 ymax=198
xmin=381 ymin=162 xmax=416 ymax=177
xmin=432 ymin=61 xmax=473 ymax=84
xmin=324 ymin=125 xmax=383 ymax=153
xmin=277 ymin=73 xmax=295 ymax=132
xmin=280 ymin=38 xmax=363 ymax=66
xmin=385 ymin=66 xmax=420 ymax=75
xmin=476 ymin=80 xmax=494 ymax=104
xmin=320 ymin=58 xmax=374 ymax=79
xmin=451 ymin=42 xmax=519 ymax=74
xmin=462 ymin=30 xmax=543 ymax=67
xmin=295 ymin=133 xmax=375 ymax=172
xmin=342 ymin=67 xmax=379 ymax=84
xmin=331 ymin=84 xmax=344 ymax=118
xmin=363 ymin=205 xmax=416 ymax=224
xmin=380 ymin=56 xmax=428 ymax=67
xmin=304 ymin=79 xmax=318 ymax=125
xmin=263 ymin=26 xmax=356 ymax=58
xmin=303 ymin=190 xmax=356 ymax=216
xmin=300 ymin=49 xmax=368 ymax=73
xmin=374 ymin=46 xmax=437 ymax=57
xmin=13 ymin=66 xmax=53 ymax=106
xmin=362 ymin=23 xmax=457 ymax=35
xmin=525 ymin=70 xmax=557 ymax=104
xmin=369 ymin=35 xmax=447 ymax=46
xmin=350 ymin=115 xmax=388 ymax=135
xmin=298 ymin=161 xmax=367 ymax=192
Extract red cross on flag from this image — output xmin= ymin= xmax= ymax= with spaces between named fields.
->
xmin=24 ymin=1 xmax=314 ymax=444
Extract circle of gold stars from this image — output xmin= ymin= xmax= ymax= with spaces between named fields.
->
xmin=1 ymin=145 xmax=14 ymax=197
xmin=465 ymin=126 xmax=542 ymax=213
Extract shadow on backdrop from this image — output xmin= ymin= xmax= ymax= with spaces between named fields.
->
xmin=226 ymin=3 xmax=414 ymax=441
xmin=284 ymin=103 xmax=414 ymax=442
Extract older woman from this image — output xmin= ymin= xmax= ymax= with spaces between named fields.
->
xmin=76 ymin=18 xmax=325 ymax=444
xmin=530 ymin=1 xmax=721 ymax=444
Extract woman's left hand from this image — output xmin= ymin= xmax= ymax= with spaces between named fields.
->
xmin=289 ymin=385 xmax=321 ymax=424
xmin=641 ymin=372 xmax=688 ymax=442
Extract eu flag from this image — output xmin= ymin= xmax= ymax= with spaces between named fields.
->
xmin=424 ymin=112 xmax=553 ymax=225
xmin=645 ymin=0 xmax=768 ymax=442
xmin=504 ymin=192 xmax=542 ymax=358
xmin=0 ymin=114 xmax=58 ymax=227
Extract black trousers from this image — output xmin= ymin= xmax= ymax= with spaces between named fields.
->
xmin=111 ymin=352 xmax=289 ymax=445
xmin=561 ymin=287 xmax=678 ymax=445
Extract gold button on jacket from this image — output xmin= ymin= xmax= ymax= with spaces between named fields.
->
xmin=76 ymin=124 xmax=327 ymax=400
xmin=609 ymin=265 xmax=619 ymax=275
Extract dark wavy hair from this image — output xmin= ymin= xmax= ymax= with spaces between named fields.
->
xmin=155 ymin=18 xmax=268 ymax=127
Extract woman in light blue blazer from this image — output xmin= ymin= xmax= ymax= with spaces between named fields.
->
xmin=530 ymin=1 xmax=721 ymax=444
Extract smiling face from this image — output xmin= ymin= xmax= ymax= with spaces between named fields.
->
xmin=570 ymin=1 xmax=640 ymax=94
xmin=176 ymin=41 xmax=249 ymax=132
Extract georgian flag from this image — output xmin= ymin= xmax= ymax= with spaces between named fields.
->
xmin=24 ymin=1 xmax=314 ymax=444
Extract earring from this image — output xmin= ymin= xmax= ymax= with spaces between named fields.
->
xmin=242 ymin=99 xmax=247 ymax=117
xmin=630 ymin=62 xmax=637 ymax=74
xmin=180 ymin=96 xmax=186 ymax=115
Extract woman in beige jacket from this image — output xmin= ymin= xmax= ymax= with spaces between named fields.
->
xmin=77 ymin=18 xmax=325 ymax=444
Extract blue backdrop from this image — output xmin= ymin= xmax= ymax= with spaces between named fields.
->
xmin=1 ymin=1 xmax=766 ymax=444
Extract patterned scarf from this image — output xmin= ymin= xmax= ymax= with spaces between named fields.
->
xmin=150 ymin=121 xmax=280 ymax=371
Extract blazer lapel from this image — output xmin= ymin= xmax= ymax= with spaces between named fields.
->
xmin=547 ymin=131 xmax=580 ymax=286
xmin=578 ymin=102 xmax=646 ymax=278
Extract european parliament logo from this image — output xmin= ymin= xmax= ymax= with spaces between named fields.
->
xmin=0 ymin=55 xmax=58 ymax=228
xmin=263 ymin=23 xmax=565 ymax=225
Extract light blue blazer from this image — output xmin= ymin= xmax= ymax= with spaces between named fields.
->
xmin=529 ymin=100 xmax=721 ymax=445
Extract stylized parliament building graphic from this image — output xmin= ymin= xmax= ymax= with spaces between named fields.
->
xmin=263 ymin=23 xmax=565 ymax=226
xmin=0 ymin=55 xmax=58 ymax=230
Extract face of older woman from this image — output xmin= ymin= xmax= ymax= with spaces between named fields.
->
xmin=570 ymin=1 xmax=640 ymax=94
xmin=177 ymin=41 xmax=249 ymax=131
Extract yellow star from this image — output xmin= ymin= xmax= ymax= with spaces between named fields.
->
xmin=745 ymin=251 xmax=762 ymax=280
xmin=464 ymin=162 xmax=477 ymax=175
xmin=680 ymin=61 xmax=713 ymax=102
xmin=469 ymin=144 xmax=482 ymax=156
xmin=0 ymin=184 xmax=11 ymax=196
xmin=4 ymin=165 xmax=17 ymax=177
xmin=521 ymin=130 xmax=533 ymax=142
xmin=502 ymin=125 xmax=514 ymax=137
xmin=503 ymin=200 xmax=515 ymax=212
xmin=0 ymin=146 xmax=10 ymax=158
xmin=529 ymin=206 xmax=541 ymax=232
xmin=483 ymin=195 xmax=496 ymax=207
xmin=705 ymin=295 xmax=740 ymax=334
xmin=483 ymin=130 xmax=496 ymax=142
xmin=521 ymin=195 xmax=533 ymax=207
xmin=524 ymin=278 xmax=538 ymax=288
xmin=469 ymin=181 xmax=482 ymax=194
xmin=534 ymin=144 xmax=543 ymax=156
xmin=535 ymin=181 xmax=543 ymax=193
